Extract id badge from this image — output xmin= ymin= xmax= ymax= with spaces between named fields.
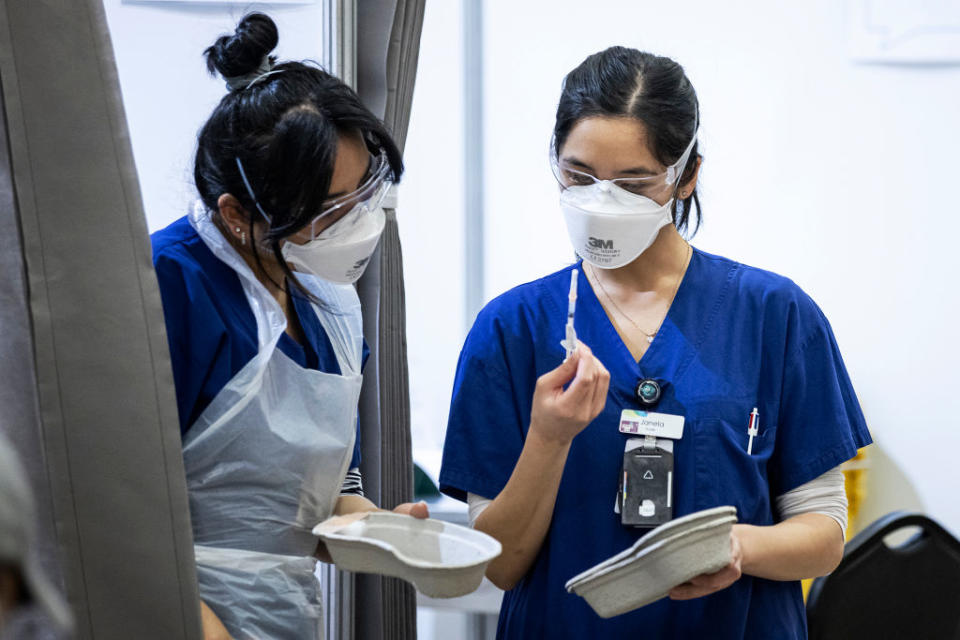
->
xmin=619 ymin=409 xmax=684 ymax=439
xmin=618 ymin=438 xmax=673 ymax=528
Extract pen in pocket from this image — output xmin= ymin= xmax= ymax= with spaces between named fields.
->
xmin=747 ymin=407 xmax=759 ymax=455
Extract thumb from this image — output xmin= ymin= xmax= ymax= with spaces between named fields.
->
xmin=392 ymin=501 xmax=430 ymax=519
xmin=539 ymin=347 xmax=582 ymax=389
xmin=408 ymin=501 xmax=429 ymax=519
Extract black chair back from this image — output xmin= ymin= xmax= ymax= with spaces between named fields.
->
xmin=807 ymin=511 xmax=960 ymax=640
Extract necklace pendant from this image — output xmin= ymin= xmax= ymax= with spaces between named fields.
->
xmin=646 ymin=335 xmax=654 ymax=344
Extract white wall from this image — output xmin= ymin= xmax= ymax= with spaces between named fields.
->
xmin=102 ymin=1 xmax=326 ymax=231
xmin=397 ymin=0 xmax=466 ymax=456
xmin=480 ymin=0 xmax=960 ymax=532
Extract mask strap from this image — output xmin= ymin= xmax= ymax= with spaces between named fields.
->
xmin=665 ymin=128 xmax=700 ymax=186
xmin=234 ymin=157 xmax=273 ymax=224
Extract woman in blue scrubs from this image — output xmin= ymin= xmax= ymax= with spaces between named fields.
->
xmin=152 ymin=13 xmax=425 ymax=640
xmin=440 ymin=47 xmax=870 ymax=639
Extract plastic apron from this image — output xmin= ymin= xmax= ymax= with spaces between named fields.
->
xmin=183 ymin=204 xmax=364 ymax=639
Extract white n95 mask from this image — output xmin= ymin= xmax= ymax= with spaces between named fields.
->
xmin=552 ymin=128 xmax=698 ymax=269
xmin=282 ymin=202 xmax=386 ymax=284
xmin=560 ymin=184 xmax=674 ymax=269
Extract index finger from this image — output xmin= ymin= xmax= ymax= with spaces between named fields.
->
xmin=561 ymin=347 xmax=601 ymax=405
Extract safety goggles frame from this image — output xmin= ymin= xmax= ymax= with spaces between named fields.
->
xmin=235 ymin=148 xmax=393 ymax=240
xmin=549 ymin=128 xmax=699 ymax=200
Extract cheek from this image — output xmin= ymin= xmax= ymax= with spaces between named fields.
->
xmin=653 ymin=192 xmax=673 ymax=207
xmin=313 ymin=209 xmax=352 ymax=236
xmin=279 ymin=210 xmax=346 ymax=246
xmin=645 ymin=185 xmax=675 ymax=207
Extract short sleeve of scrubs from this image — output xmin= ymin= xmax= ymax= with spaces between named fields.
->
xmin=439 ymin=302 xmax=533 ymax=502
xmin=770 ymin=301 xmax=870 ymax=496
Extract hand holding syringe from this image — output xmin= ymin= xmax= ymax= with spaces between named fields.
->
xmin=561 ymin=269 xmax=578 ymax=359
xmin=530 ymin=267 xmax=609 ymax=446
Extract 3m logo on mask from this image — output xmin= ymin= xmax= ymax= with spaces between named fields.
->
xmin=588 ymin=237 xmax=614 ymax=250
xmin=344 ymin=256 xmax=373 ymax=282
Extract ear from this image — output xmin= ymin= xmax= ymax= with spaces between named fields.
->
xmin=216 ymin=194 xmax=248 ymax=243
xmin=678 ymin=156 xmax=702 ymax=199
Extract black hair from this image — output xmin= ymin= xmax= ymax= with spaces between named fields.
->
xmin=0 ymin=562 xmax=29 ymax=606
xmin=197 ymin=12 xmax=403 ymax=294
xmin=554 ymin=46 xmax=701 ymax=235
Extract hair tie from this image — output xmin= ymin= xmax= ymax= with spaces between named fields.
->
xmin=224 ymin=56 xmax=280 ymax=92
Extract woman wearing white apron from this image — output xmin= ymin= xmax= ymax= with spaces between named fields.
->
xmin=151 ymin=13 xmax=427 ymax=639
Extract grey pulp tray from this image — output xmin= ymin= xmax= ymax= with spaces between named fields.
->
xmin=313 ymin=511 xmax=502 ymax=598
xmin=566 ymin=506 xmax=736 ymax=587
xmin=566 ymin=506 xmax=737 ymax=618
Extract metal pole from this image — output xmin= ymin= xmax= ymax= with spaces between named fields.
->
xmin=323 ymin=0 xmax=358 ymax=89
xmin=463 ymin=0 xmax=485 ymax=330
xmin=320 ymin=2 xmax=357 ymax=639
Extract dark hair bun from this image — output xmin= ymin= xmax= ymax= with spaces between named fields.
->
xmin=204 ymin=12 xmax=279 ymax=80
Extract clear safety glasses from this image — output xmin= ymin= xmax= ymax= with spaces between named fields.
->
xmin=297 ymin=150 xmax=393 ymax=241
xmin=550 ymin=129 xmax=699 ymax=201
xmin=235 ymin=148 xmax=393 ymax=240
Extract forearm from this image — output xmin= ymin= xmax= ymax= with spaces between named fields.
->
xmin=738 ymin=513 xmax=844 ymax=581
xmin=314 ymin=495 xmax=380 ymax=561
xmin=475 ymin=428 xmax=572 ymax=590
xmin=200 ymin=600 xmax=232 ymax=640
xmin=334 ymin=494 xmax=378 ymax=516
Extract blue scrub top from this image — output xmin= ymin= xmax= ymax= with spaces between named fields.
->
xmin=440 ymin=248 xmax=871 ymax=639
xmin=151 ymin=215 xmax=365 ymax=468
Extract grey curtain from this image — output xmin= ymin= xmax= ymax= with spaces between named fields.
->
xmin=0 ymin=2 xmax=201 ymax=639
xmin=0 ymin=32 xmax=67 ymax=640
xmin=355 ymin=1 xmax=426 ymax=639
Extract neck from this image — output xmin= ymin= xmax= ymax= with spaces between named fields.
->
xmin=242 ymin=248 xmax=287 ymax=298
xmin=214 ymin=216 xmax=288 ymax=297
xmin=595 ymin=225 xmax=690 ymax=291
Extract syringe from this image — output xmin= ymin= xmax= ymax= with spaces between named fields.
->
xmin=562 ymin=269 xmax=579 ymax=358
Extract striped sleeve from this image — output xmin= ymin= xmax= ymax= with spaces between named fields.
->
xmin=339 ymin=467 xmax=364 ymax=497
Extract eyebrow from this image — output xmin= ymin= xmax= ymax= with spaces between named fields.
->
xmin=562 ymin=156 xmax=659 ymax=177
xmin=617 ymin=166 xmax=659 ymax=177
